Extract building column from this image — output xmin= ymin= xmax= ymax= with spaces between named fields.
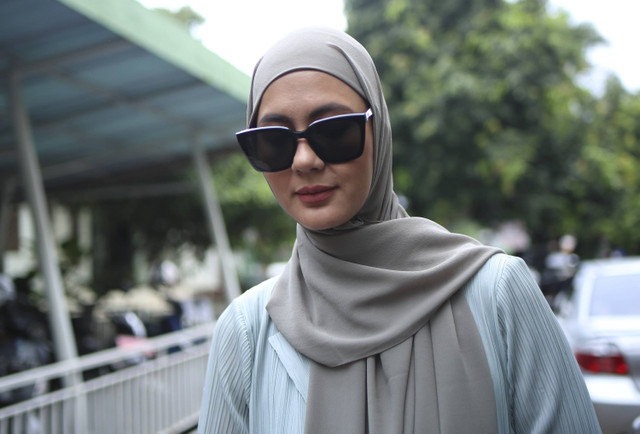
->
xmin=191 ymin=137 xmax=241 ymax=303
xmin=8 ymin=71 xmax=79 ymax=363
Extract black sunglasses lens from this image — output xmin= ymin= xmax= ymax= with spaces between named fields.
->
xmin=236 ymin=113 xmax=367 ymax=172
xmin=237 ymin=128 xmax=296 ymax=172
xmin=307 ymin=116 xmax=364 ymax=163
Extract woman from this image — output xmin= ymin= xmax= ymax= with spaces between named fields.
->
xmin=198 ymin=27 xmax=600 ymax=434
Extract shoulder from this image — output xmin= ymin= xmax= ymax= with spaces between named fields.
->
xmin=467 ymin=253 xmax=541 ymax=307
xmin=465 ymin=252 xmax=550 ymax=348
xmin=472 ymin=253 xmax=533 ymax=287
xmin=212 ymin=277 xmax=278 ymax=350
xmin=231 ymin=277 xmax=277 ymax=315
xmin=468 ymin=257 xmax=601 ymax=432
xmin=218 ymin=277 xmax=277 ymax=335
xmin=464 ymin=253 xmax=534 ymax=336
xmin=466 ymin=252 xmax=568 ymax=355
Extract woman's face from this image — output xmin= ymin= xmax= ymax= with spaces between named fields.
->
xmin=257 ymin=70 xmax=374 ymax=231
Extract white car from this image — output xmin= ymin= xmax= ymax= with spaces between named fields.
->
xmin=557 ymin=257 xmax=640 ymax=434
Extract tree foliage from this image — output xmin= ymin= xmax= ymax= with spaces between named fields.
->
xmin=86 ymin=153 xmax=295 ymax=292
xmin=154 ymin=6 xmax=205 ymax=33
xmin=345 ymin=0 xmax=640 ymax=255
xmin=568 ymin=77 xmax=640 ymax=254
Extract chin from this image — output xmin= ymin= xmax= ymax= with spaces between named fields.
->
xmin=298 ymin=214 xmax=356 ymax=231
xmin=291 ymin=205 xmax=361 ymax=232
xmin=299 ymin=221 xmax=335 ymax=232
xmin=297 ymin=215 xmax=344 ymax=232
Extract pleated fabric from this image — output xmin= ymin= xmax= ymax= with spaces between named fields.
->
xmin=197 ymin=255 xmax=602 ymax=433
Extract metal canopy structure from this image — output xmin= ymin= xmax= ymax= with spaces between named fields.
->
xmin=0 ymin=0 xmax=249 ymax=365
xmin=0 ymin=0 xmax=250 ymax=188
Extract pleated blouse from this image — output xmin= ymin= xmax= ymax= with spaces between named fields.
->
xmin=197 ymin=253 xmax=601 ymax=434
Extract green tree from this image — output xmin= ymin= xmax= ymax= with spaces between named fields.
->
xmin=346 ymin=0 xmax=601 ymax=247
xmin=155 ymin=6 xmax=205 ymax=33
xmin=569 ymin=77 xmax=640 ymax=254
xmin=87 ymin=152 xmax=295 ymax=293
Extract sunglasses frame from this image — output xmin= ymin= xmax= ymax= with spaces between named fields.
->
xmin=236 ymin=108 xmax=373 ymax=172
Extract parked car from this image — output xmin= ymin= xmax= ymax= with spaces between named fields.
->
xmin=557 ymin=257 xmax=640 ymax=434
xmin=633 ymin=414 xmax=640 ymax=434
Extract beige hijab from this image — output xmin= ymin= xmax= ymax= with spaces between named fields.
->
xmin=248 ymin=27 xmax=502 ymax=434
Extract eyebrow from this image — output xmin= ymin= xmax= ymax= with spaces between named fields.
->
xmin=257 ymin=103 xmax=357 ymax=128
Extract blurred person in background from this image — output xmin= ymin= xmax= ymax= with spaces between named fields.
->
xmin=198 ymin=28 xmax=600 ymax=433
xmin=545 ymin=234 xmax=580 ymax=282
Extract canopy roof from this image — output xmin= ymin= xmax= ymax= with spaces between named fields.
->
xmin=0 ymin=0 xmax=248 ymax=362
xmin=0 ymin=0 xmax=250 ymax=196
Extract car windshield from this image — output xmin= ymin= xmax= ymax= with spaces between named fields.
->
xmin=589 ymin=273 xmax=640 ymax=317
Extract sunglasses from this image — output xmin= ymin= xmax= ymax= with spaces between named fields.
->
xmin=236 ymin=108 xmax=373 ymax=172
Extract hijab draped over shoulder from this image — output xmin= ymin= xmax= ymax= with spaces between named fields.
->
xmin=248 ymin=27 xmax=502 ymax=434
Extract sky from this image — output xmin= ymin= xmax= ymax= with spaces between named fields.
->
xmin=137 ymin=0 xmax=347 ymax=74
xmin=548 ymin=0 xmax=639 ymax=94
xmin=138 ymin=0 xmax=638 ymax=95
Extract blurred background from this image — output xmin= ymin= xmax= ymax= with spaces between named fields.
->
xmin=1 ymin=0 xmax=639 ymax=432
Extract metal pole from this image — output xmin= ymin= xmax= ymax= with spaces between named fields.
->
xmin=8 ymin=71 xmax=79 ymax=363
xmin=191 ymin=137 xmax=242 ymax=302
xmin=0 ymin=177 xmax=16 ymax=273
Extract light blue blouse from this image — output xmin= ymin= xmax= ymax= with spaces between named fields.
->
xmin=198 ymin=254 xmax=601 ymax=433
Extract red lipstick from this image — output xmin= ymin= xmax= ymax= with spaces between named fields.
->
xmin=295 ymin=185 xmax=336 ymax=204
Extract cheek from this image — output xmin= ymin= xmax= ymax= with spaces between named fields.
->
xmin=263 ymin=173 xmax=287 ymax=202
xmin=348 ymin=140 xmax=375 ymax=207
xmin=363 ymin=127 xmax=375 ymax=188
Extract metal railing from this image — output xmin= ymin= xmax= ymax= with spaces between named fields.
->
xmin=0 ymin=322 xmax=215 ymax=434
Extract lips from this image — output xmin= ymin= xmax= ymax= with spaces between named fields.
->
xmin=295 ymin=185 xmax=337 ymax=204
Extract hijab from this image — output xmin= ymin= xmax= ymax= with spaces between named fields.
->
xmin=248 ymin=27 xmax=502 ymax=434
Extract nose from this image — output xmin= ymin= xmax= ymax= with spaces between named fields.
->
xmin=291 ymin=139 xmax=324 ymax=173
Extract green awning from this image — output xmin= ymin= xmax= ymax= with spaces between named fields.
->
xmin=0 ymin=0 xmax=250 ymax=193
